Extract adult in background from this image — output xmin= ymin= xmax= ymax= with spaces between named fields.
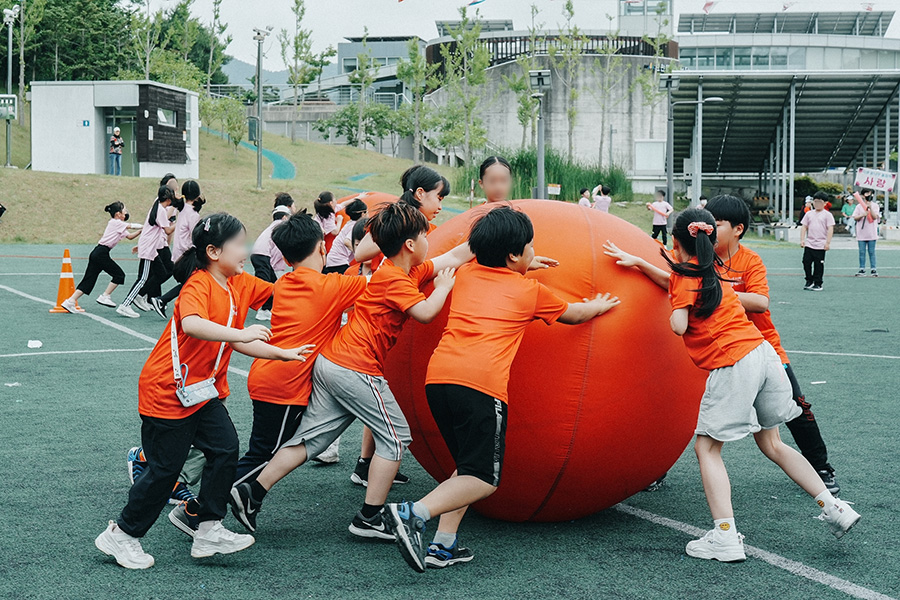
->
xmin=109 ymin=127 xmax=124 ymax=176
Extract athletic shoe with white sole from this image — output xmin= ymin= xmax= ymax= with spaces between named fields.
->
xmin=229 ymin=483 xmax=261 ymax=533
xmin=150 ymin=297 xmax=167 ymax=319
xmin=132 ymin=295 xmax=152 ymax=312
xmin=170 ymin=482 xmax=198 ymax=505
xmin=255 ymin=309 xmax=271 ymax=321
xmin=425 ymin=542 xmax=474 ymax=568
xmin=190 ymin=521 xmax=255 ymax=558
xmin=312 ymin=438 xmax=340 ymax=464
xmin=127 ymin=446 xmax=146 ymax=484
xmin=116 ymin=304 xmax=140 ymax=318
xmin=168 ymin=503 xmax=199 ymax=537
xmin=385 ymin=502 xmax=427 ymax=573
xmin=820 ymin=498 xmax=861 ymax=539
xmin=350 ymin=456 xmax=410 ymax=487
xmin=61 ymin=298 xmax=78 ymax=313
xmin=95 ymin=521 xmax=155 ymax=569
xmin=685 ymin=528 xmax=746 ymax=562
xmin=348 ymin=510 xmax=395 ymax=540
xmin=96 ymin=294 xmax=116 ymax=308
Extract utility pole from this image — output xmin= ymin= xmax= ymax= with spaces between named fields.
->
xmin=253 ymin=26 xmax=272 ymax=190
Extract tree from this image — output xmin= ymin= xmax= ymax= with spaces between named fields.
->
xmin=548 ymin=0 xmax=587 ymax=161
xmin=633 ymin=1 xmax=674 ymax=138
xmin=164 ymin=0 xmax=200 ymax=62
xmin=278 ymin=0 xmax=315 ymax=143
xmin=205 ymin=0 xmax=231 ymax=95
xmin=438 ymin=7 xmax=490 ymax=166
xmin=348 ymin=29 xmax=377 ymax=148
xmin=14 ymin=0 xmax=46 ymax=125
xmin=588 ymin=14 xmax=630 ymax=167
xmin=396 ymin=37 xmax=437 ymax=163
xmin=131 ymin=0 xmax=166 ymax=80
xmin=502 ymin=4 xmax=542 ymax=149
xmin=310 ymin=45 xmax=336 ymax=99
xmin=220 ymin=96 xmax=247 ymax=153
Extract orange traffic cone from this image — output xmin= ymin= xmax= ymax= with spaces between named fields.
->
xmin=49 ymin=249 xmax=84 ymax=313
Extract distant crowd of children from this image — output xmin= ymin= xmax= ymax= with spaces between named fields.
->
xmin=85 ymin=159 xmax=861 ymax=573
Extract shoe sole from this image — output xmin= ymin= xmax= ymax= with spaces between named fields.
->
xmin=311 ymin=454 xmax=340 ymax=464
xmin=126 ymin=448 xmax=141 ymax=485
xmin=348 ymin=523 xmax=395 ymax=541
xmin=168 ymin=508 xmax=197 ymax=538
xmin=151 ymin=306 xmax=166 ymax=319
xmin=191 ymin=536 xmax=255 ymax=559
xmin=95 ymin=532 xmax=154 ymax=569
xmin=350 ymin=473 xmax=368 ymax=487
xmin=229 ymin=487 xmax=257 ymax=533
xmin=61 ymin=303 xmax=77 ymax=314
xmin=685 ymin=546 xmax=746 ymax=563
xmin=96 ymin=299 xmax=116 ymax=308
xmin=116 ymin=309 xmax=140 ymax=319
xmin=832 ymin=514 xmax=861 ymax=539
xmin=385 ymin=505 xmax=426 ymax=573
xmin=425 ymin=554 xmax=474 ymax=568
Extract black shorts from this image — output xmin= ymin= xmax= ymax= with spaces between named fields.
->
xmin=426 ymin=384 xmax=507 ymax=487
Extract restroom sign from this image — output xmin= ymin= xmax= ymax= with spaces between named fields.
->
xmin=82 ymin=120 xmax=90 ymax=127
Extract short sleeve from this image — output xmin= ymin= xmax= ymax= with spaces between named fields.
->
xmin=179 ymin=275 xmax=212 ymax=320
xmin=241 ymin=272 xmax=274 ymax=311
xmin=332 ymin=274 xmax=367 ymax=308
xmin=826 ymin=212 xmax=835 ymax=226
xmin=411 ymin=260 xmax=436 ymax=287
xmin=800 ymin=212 xmax=811 ymax=226
xmin=668 ymin=274 xmax=697 ymax=310
xmin=533 ymin=282 xmax=569 ymax=325
xmin=740 ymin=254 xmax=770 ymax=298
xmin=385 ymin=273 xmax=428 ymax=313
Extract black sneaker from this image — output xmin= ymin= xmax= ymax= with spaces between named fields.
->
xmin=811 ymin=285 xmax=823 ymax=292
xmin=385 ymin=502 xmax=427 ymax=573
xmin=871 ymin=270 xmax=878 ymax=277
xmin=229 ymin=483 xmax=261 ymax=533
xmin=818 ymin=469 xmax=840 ymax=496
xmin=803 ymin=283 xmax=814 ymax=291
xmin=168 ymin=503 xmax=199 ymax=537
xmin=348 ymin=510 xmax=395 ymax=540
xmin=350 ymin=457 xmax=411 ymax=487
xmin=150 ymin=297 xmax=167 ymax=319
xmin=643 ymin=472 xmax=667 ymax=492
xmin=855 ymin=269 xmax=866 ymax=277
xmin=425 ymin=542 xmax=474 ymax=568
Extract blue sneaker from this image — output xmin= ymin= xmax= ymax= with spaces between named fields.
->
xmin=127 ymin=447 xmax=146 ymax=485
xmin=168 ymin=502 xmax=200 ymax=538
xmin=169 ymin=482 xmax=198 ymax=505
xmin=425 ymin=541 xmax=474 ymax=568
xmin=385 ymin=502 xmax=427 ymax=573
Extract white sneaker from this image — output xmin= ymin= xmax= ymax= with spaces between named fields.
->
xmin=821 ymin=498 xmax=861 ymax=539
xmin=191 ymin=521 xmax=255 ymax=558
xmin=312 ymin=438 xmax=340 ymax=464
xmin=132 ymin=295 xmax=152 ymax=312
xmin=116 ymin=304 xmax=140 ymax=319
xmin=255 ymin=309 xmax=271 ymax=321
xmin=94 ymin=521 xmax=155 ymax=569
xmin=96 ymin=294 xmax=116 ymax=308
xmin=685 ymin=527 xmax=746 ymax=562
xmin=61 ymin=298 xmax=78 ymax=313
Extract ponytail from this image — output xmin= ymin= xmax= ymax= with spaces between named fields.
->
xmin=181 ymin=180 xmax=204 ymax=213
xmin=104 ymin=201 xmax=125 ymax=217
xmin=148 ymin=186 xmax=175 ymax=226
xmin=314 ymin=191 xmax=335 ymax=218
xmin=399 ymin=164 xmax=443 ymax=209
xmin=663 ymin=208 xmax=726 ymax=319
xmin=173 ymin=212 xmax=245 ymax=283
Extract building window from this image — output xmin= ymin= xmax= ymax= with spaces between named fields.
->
xmin=860 ymin=49 xmax=878 ymax=69
xmin=734 ymin=47 xmax=751 ymax=70
xmin=157 ymin=107 xmax=177 ymax=128
xmin=715 ymin=47 xmax=732 ymax=69
xmin=770 ymin=47 xmax=788 ymax=69
xmin=788 ymin=47 xmax=805 ymax=69
xmin=342 ymin=57 xmax=357 ymax=73
xmin=679 ymin=47 xmax=696 ymax=68
xmin=751 ymin=47 xmax=770 ymax=69
xmin=842 ymin=48 xmax=860 ymax=70
xmin=877 ymin=50 xmax=896 ymax=70
xmin=696 ymin=47 xmax=714 ymax=68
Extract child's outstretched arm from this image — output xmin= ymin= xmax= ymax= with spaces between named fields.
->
xmin=231 ymin=340 xmax=315 ymax=362
xmin=557 ymin=292 xmax=620 ymax=324
xmin=405 ymin=268 xmax=456 ymax=324
xmin=353 ymin=232 xmax=380 ymax=263
xmin=181 ymin=315 xmax=314 ymax=361
xmin=602 ymin=240 xmax=670 ymax=290
xmin=430 ymin=242 xmax=474 ymax=273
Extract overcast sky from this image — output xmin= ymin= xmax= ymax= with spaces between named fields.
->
xmin=148 ymin=0 xmax=900 ymax=70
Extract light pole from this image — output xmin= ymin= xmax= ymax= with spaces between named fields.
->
xmin=3 ymin=5 xmax=19 ymax=169
xmin=529 ymin=69 xmax=551 ymax=199
xmin=253 ymin=26 xmax=272 ymax=191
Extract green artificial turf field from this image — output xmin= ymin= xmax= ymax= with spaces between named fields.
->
xmin=0 ymin=240 xmax=898 ymax=600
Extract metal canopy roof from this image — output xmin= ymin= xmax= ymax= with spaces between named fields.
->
xmin=677 ymin=11 xmax=894 ymax=36
xmin=670 ymin=71 xmax=900 ymax=175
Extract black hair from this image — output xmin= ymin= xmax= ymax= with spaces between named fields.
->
xmin=274 ymin=192 xmax=294 ymax=208
xmin=468 ymin=205 xmax=534 ymax=268
xmin=351 ymin=217 xmax=369 ymax=248
xmin=699 ymin=195 xmax=708 ymax=201
xmin=181 ymin=179 xmax=204 ymax=212
xmin=580 ymin=188 xmax=590 ymax=196
xmin=663 ymin=208 xmax=726 ymax=319
xmin=104 ymin=201 xmax=125 ymax=217
xmin=656 ymin=189 xmax=666 ymax=199
xmin=439 ymin=175 xmax=451 ymax=199
xmin=861 ymin=188 xmax=874 ymax=196
xmin=705 ymin=195 xmax=750 ymax=239
xmin=479 ymin=156 xmax=512 ymax=180
xmin=174 ymin=212 xmax=246 ymax=283
xmin=399 ymin=165 xmax=443 ymax=209
xmin=314 ymin=191 xmax=336 ymax=218
xmin=369 ymin=202 xmax=429 ymax=258
xmin=344 ymin=198 xmax=368 ymax=222
xmin=812 ymin=191 xmax=829 ymax=202
xmin=271 ymin=211 xmax=324 ymax=265
xmin=602 ymin=185 xmax=611 ymax=196
xmin=159 ymin=173 xmax=177 ymax=187
xmin=148 ymin=186 xmax=175 ymax=226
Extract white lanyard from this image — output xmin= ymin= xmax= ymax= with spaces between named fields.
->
xmin=171 ymin=287 xmax=235 ymax=384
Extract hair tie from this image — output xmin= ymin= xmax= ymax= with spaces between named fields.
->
xmin=687 ymin=221 xmax=713 ymax=238
xmin=203 ymin=218 xmax=211 ymax=232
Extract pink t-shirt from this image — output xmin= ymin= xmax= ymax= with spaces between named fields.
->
xmin=593 ymin=195 xmax=611 ymax=212
xmin=326 ymin=220 xmax=356 ymax=267
xmin=98 ymin=219 xmax=129 ymax=249
xmin=651 ymin=201 xmax=673 ymax=225
xmin=137 ymin=203 xmax=169 ymax=260
xmin=172 ymin=207 xmax=201 ymax=263
xmin=800 ymin=209 xmax=835 ymax=250
xmin=251 ymin=220 xmax=281 ymax=257
xmin=853 ymin=202 xmax=880 ymax=242
xmin=268 ymin=236 xmax=288 ymax=271
xmin=578 ymin=196 xmax=592 ymax=208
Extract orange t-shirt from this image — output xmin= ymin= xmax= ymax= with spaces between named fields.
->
xmin=138 ymin=270 xmax=273 ymax=419
xmin=323 ymin=258 xmax=435 ymax=377
xmin=247 ymin=268 xmax=367 ymax=405
xmin=426 ymin=263 xmax=569 ymax=403
xmin=719 ymin=246 xmax=789 ymax=364
xmin=366 ymin=221 xmax=437 ymax=275
xmin=668 ymin=267 xmax=764 ymax=371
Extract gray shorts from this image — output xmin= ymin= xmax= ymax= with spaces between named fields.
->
xmin=280 ymin=355 xmax=412 ymax=462
xmin=696 ymin=341 xmax=801 ymax=442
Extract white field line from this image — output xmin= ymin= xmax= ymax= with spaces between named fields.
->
xmin=0 ymin=348 xmax=152 ymax=359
